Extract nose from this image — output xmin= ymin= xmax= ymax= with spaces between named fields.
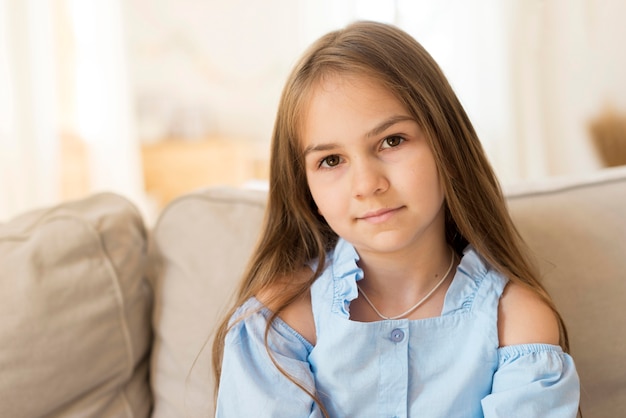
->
xmin=351 ymin=157 xmax=389 ymax=198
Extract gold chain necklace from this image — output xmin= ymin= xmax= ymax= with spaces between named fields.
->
xmin=356 ymin=249 xmax=455 ymax=320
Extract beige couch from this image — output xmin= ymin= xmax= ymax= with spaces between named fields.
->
xmin=1 ymin=166 xmax=625 ymax=418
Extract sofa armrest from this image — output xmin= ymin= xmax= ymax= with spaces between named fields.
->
xmin=0 ymin=193 xmax=152 ymax=418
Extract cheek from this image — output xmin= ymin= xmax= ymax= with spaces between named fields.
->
xmin=309 ymin=185 xmax=328 ymax=216
xmin=308 ymin=178 xmax=339 ymax=217
xmin=402 ymin=161 xmax=444 ymax=203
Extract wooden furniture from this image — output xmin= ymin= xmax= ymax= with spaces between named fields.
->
xmin=140 ymin=138 xmax=268 ymax=208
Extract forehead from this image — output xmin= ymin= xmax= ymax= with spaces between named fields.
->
xmin=299 ymin=73 xmax=409 ymax=147
xmin=308 ymin=73 xmax=399 ymax=108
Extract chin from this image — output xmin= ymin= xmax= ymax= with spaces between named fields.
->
xmin=352 ymin=233 xmax=416 ymax=254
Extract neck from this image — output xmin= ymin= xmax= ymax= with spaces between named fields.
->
xmin=357 ymin=241 xmax=452 ymax=296
xmin=354 ymin=243 xmax=457 ymax=320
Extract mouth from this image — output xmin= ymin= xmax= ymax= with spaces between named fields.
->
xmin=357 ymin=207 xmax=403 ymax=224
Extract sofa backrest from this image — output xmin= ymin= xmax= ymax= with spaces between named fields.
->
xmin=149 ymin=166 xmax=626 ymax=418
xmin=149 ymin=187 xmax=267 ymax=417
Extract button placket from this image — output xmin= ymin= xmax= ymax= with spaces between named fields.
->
xmin=380 ymin=324 xmax=409 ymax=418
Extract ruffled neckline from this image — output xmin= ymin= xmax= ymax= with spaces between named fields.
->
xmin=329 ymin=239 xmax=363 ymax=317
xmin=328 ymin=238 xmax=491 ymax=319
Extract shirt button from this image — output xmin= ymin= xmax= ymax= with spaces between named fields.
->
xmin=390 ymin=328 xmax=405 ymax=342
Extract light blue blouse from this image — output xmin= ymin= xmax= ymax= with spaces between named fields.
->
xmin=216 ymin=239 xmax=580 ymax=417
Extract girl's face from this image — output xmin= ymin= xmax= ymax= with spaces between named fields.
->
xmin=301 ymin=74 xmax=446 ymax=258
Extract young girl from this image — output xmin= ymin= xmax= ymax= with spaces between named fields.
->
xmin=212 ymin=21 xmax=580 ymax=417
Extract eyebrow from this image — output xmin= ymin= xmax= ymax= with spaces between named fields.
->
xmin=303 ymin=114 xmax=415 ymax=156
xmin=366 ymin=115 xmax=415 ymax=138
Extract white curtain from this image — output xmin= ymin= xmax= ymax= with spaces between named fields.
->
xmin=0 ymin=0 xmax=59 ymax=221
xmin=67 ymin=0 xmax=146 ymax=215
xmin=505 ymin=0 xmax=603 ymax=181
xmin=0 ymin=0 xmax=146 ymax=222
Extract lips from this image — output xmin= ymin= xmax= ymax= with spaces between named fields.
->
xmin=358 ymin=207 xmax=402 ymax=224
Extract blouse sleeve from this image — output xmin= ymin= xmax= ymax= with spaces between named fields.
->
xmin=481 ymin=343 xmax=580 ymax=417
xmin=216 ymin=299 xmax=322 ymax=418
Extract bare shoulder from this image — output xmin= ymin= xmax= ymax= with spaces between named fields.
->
xmin=498 ymin=280 xmax=560 ymax=347
xmin=255 ymin=266 xmax=317 ymax=345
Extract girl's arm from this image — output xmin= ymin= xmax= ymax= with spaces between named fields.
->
xmin=481 ymin=344 xmax=579 ymax=417
xmin=215 ymin=298 xmax=321 ymax=418
xmin=481 ymin=282 xmax=580 ymax=417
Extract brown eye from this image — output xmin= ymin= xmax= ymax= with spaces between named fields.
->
xmin=321 ymin=155 xmax=341 ymax=168
xmin=382 ymin=136 xmax=404 ymax=148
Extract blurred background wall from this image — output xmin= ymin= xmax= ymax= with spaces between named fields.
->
xmin=1 ymin=0 xmax=625 ymax=222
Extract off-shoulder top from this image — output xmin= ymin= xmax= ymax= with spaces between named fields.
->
xmin=216 ymin=238 xmax=580 ymax=417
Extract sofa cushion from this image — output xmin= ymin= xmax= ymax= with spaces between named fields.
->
xmin=506 ymin=166 xmax=626 ymax=417
xmin=149 ymin=187 xmax=266 ymax=417
xmin=0 ymin=193 xmax=152 ymax=418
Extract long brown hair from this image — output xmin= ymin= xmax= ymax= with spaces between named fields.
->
xmin=212 ymin=20 xmax=569 ymax=413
